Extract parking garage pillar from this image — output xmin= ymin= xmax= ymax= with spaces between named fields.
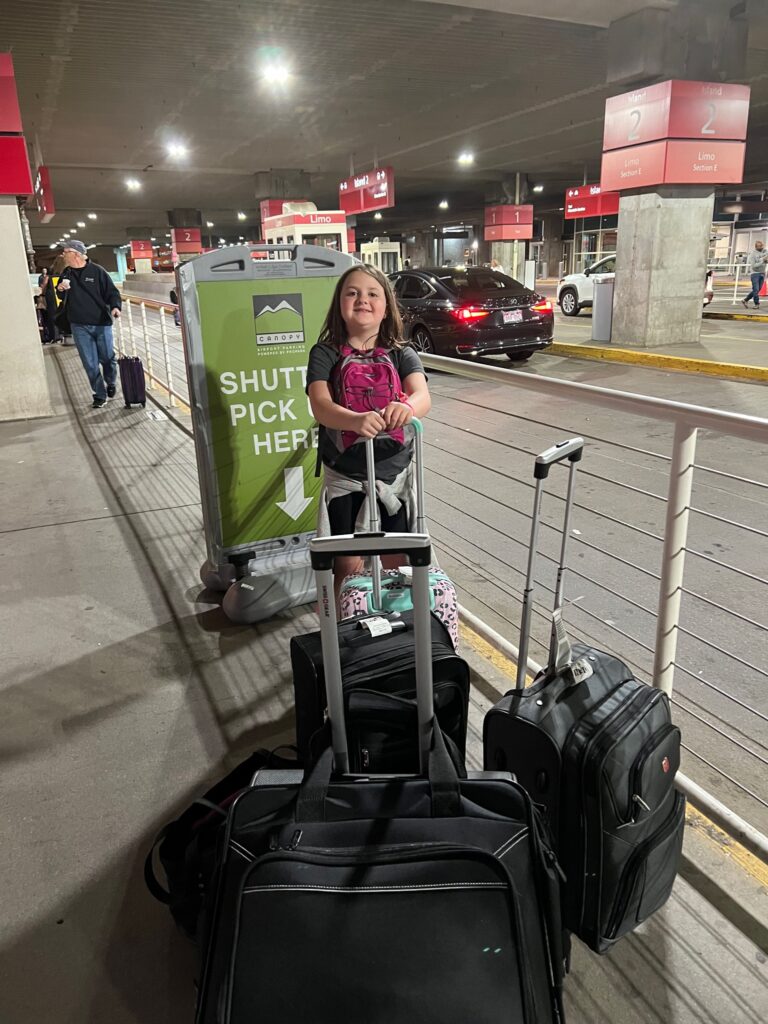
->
xmin=0 ymin=197 xmax=54 ymax=419
xmin=611 ymin=187 xmax=714 ymax=348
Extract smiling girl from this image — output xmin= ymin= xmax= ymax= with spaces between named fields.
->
xmin=307 ymin=264 xmax=431 ymax=599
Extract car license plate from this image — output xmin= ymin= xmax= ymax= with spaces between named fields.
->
xmin=503 ymin=309 xmax=523 ymax=323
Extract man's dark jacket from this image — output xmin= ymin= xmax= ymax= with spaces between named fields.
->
xmin=61 ymin=261 xmax=122 ymax=326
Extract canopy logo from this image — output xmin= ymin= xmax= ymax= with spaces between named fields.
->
xmin=253 ymin=293 xmax=304 ymax=345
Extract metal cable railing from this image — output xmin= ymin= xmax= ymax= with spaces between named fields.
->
xmin=116 ymin=303 xmax=768 ymax=839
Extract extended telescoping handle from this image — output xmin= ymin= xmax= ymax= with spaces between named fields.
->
xmin=363 ymin=418 xmax=425 ymax=610
xmin=310 ymin=532 xmax=435 ymax=774
xmin=517 ymin=438 xmax=584 ymax=689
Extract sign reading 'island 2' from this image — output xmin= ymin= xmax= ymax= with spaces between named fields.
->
xmin=600 ymin=80 xmax=749 ymax=192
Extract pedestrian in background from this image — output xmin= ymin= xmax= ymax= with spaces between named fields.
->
xmin=741 ymin=241 xmax=768 ymax=308
xmin=36 ymin=266 xmax=58 ymax=344
xmin=490 ymin=258 xmax=506 ymax=274
xmin=57 ymin=240 xmax=122 ymax=409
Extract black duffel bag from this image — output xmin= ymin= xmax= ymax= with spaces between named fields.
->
xmin=144 ymin=746 xmax=300 ymax=941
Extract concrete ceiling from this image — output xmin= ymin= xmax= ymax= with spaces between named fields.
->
xmin=3 ymin=0 xmax=768 ymax=247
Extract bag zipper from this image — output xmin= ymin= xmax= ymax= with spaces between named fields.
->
xmin=626 ymin=723 xmax=678 ymax=824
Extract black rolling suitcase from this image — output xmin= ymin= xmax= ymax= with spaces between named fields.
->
xmin=118 ymin=354 xmax=146 ymax=407
xmin=483 ymin=438 xmax=685 ymax=954
xmin=292 ymin=427 xmax=469 ymax=773
xmin=195 ymin=530 xmax=567 ymax=1024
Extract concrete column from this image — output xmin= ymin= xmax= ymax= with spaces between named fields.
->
xmin=0 ymin=198 xmax=53 ymax=420
xmin=612 ymin=187 xmax=714 ymax=348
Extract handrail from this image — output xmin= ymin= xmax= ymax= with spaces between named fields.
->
xmin=419 ymin=354 xmax=768 ymax=443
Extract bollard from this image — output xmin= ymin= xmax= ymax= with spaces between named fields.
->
xmin=140 ymin=302 xmax=155 ymax=389
xmin=159 ymin=308 xmax=176 ymax=407
xmin=125 ymin=300 xmax=138 ymax=357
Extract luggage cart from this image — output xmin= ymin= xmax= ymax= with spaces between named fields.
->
xmin=178 ymin=244 xmax=356 ymax=622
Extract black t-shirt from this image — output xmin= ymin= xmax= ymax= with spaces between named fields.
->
xmin=306 ymin=342 xmax=426 ymax=482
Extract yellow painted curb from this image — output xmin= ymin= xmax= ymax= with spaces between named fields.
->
xmin=704 ymin=310 xmax=768 ymax=323
xmin=549 ymin=342 xmax=768 ymax=382
xmin=686 ymin=805 xmax=768 ymax=889
xmin=459 ymin=620 xmax=520 ymax=685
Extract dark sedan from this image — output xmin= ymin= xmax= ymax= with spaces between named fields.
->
xmin=390 ymin=267 xmax=554 ymax=361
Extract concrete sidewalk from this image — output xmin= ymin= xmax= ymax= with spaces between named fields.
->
xmin=0 ymin=346 xmax=765 ymax=1023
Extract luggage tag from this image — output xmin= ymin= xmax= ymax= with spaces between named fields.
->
xmin=347 ymin=614 xmax=406 ymax=646
xmin=396 ymin=565 xmax=413 ymax=587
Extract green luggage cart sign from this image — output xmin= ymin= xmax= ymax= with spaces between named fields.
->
xmin=195 ymin=276 xmax=336 ymax=548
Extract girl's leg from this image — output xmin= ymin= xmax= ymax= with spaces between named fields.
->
xmin=333 ymin=555 xmax=365 ymax=608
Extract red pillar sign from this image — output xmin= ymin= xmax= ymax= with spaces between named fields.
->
xmin=0 ymin=54 xmax=33 ymax=197
xmin=171 ymin=227 xmax=202 ymax=255
xmin=34 ymin=165 xmax=56 ymax=223
xmin=484 ymin=205 xmax=533 ymax=241
xmin=130 ymin=240 xmax=154 ymax=260
xmin=600 ymin=80 xmax=749 ymax=192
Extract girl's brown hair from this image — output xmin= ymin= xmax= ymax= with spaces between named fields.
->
xmin=317 ymin=263 xmax=405 ymax=350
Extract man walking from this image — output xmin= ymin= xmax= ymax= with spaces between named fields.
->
xmin=741 ymin=240 xmax=768 ymax=309
xmin=57 ymin=240 xmax=121 ymax=408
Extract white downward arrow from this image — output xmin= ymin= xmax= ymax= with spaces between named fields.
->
xmin=276 ymin=467 xmax=313 ymax=520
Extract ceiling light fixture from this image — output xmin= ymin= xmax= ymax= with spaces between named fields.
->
xmin=206 ymin=220 xmax=214 ymax=228
xmin=457 ymin=152 xmax=474 ymax=166
xmin=125 ymin=178 xmax=142 ymax=191
xmin=166 ymin=141 xmax=188 ymax=159
xmin=49 ymin=243 xmax=57 ymax=249
xmin=237 ymin=211 xmax=246 ymax=221
xmin=262 ymin=63 xmax=291 ymax=86
xmin=438 ymin=200 xmax=449 ymax=210
xmin=150 ymin=236 xmax=156 ymax=241
xmin=77 ymin=221 xmax=86 ymax=228
xmin=532 ymin=184 xmax=544 ymax=193
xmin=219 ymin=237 xmax=226 ymax=243
xmin=87 ymin=212 xmax=97 ymax=220
xmin=471 ymin=239 xmax=479 ymax=250
xmin=63 ymin=233 xmax=70 ymax=238
xmin=374 ymin=212 xmax=382 ymax=220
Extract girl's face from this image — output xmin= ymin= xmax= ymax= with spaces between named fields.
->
xmin=340 ymin=270 xmax=387 ymax=338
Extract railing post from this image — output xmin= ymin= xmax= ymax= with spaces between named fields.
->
xmin=125 ymin=300 xmax=137 ymax=357
xmin=140 ymin=302 xmax=155 ymax=388
xmin=732 ymin=264 xmax=741 ymax=305
xmin=652 ymin=421 xmax=698 ymax=697
xmin=159 ymin=307 xmax=176 ymax=407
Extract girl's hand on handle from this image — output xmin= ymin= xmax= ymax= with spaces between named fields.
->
xmin=356 ymin=410 xmax=387 ymax=438
xmin=381 ymin=400 xmax=413 ymax=431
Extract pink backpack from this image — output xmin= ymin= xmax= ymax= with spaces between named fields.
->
xmin=331 ymin=344 xmax=405 ymax=451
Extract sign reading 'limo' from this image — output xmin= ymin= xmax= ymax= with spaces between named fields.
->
xmin=338 ymin=166 xmax=395 ymax=215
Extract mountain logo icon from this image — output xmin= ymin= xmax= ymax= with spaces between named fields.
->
xmin=253 ymin=292 xmax=305 ymax=345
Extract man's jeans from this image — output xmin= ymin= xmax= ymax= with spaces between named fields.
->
xmin=71 ymin=323 xmax=117 ymax=400
xmin=745 ymin=273 xmax=765 ymax=306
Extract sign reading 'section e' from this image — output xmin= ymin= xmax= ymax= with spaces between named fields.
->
xmin=600 ymin=80 xmax=749 ymax=193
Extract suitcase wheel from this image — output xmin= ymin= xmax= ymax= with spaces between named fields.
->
xmin=125 ymin=402 xmax=131 ymax=409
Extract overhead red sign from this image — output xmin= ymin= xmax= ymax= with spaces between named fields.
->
xmin=130 ymin=240 xmax=153 ymax=259
xmin=484 ymin=223 xmax=533 ymax=241
xmin=171 ymin=226 xmax=202 ymax=254
xmin=0 ymin=136 xmax=33 ymax=196
xmin=564 ymin=184 xmax=620 ymax=219
xmin=34 ymin=165 xmax=55 ymax=223
xmin=603 ymin=80 xmax=750 ymax=152
xmin=485 ymin=204 xmax=533 ymax=226
xmin=0 ymin=53 xmax=23 ymax=133
xmin=338 ymin=166 xmax=395 ymax=215
xmin=601 ymin=139 xmax=745 ymax=192
xmin=264 ymin=211 xmax=347 ymax=230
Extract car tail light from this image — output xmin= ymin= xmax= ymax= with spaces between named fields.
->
xmin=531 ymin=299 xmax=553 ymax=314
xmin=450 ymin=304 xmax=490 ymax=323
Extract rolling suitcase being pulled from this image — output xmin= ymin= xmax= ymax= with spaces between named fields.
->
xmin=338 ymin=422 xmax=460 ymax=648
xmin=118 ymin=354 xmax=146 ymax=407
xmin=196 ymin=530 xmax=567 ymax=1024
xmin=483 ymin=438 xmax=684 ymax=954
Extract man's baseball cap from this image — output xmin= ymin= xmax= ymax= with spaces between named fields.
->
xmin=59 ymin=239 xmax=87 ymax=255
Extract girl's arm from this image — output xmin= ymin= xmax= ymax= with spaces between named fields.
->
xmin=381 ymin=371 xmax=431 ymax=430
xmin=308 ymin=380 xmax=385 ymax=438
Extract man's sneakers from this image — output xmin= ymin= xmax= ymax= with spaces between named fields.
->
xmin=742 ymin=298 xmax=750 ymax=308
xmin=107 ymin=385 xmax=116 ymax=399
xmin=92 ymin=397 xmax=107 ymax=409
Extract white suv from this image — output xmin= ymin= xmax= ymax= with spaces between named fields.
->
xmin=557 ymin=254 xmax=616 ymax=316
